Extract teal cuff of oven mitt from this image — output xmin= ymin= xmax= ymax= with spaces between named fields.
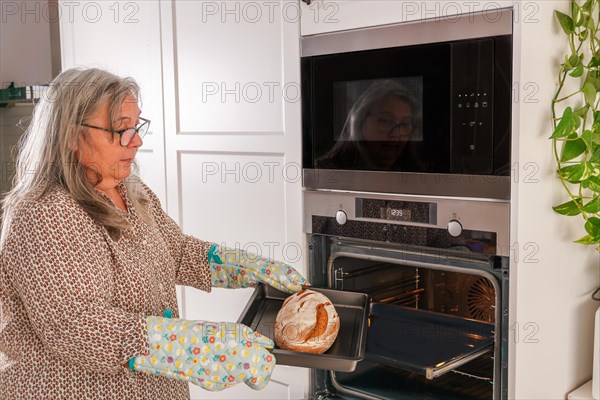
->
xmin=207 ymin=243 xmax=309 ymax=293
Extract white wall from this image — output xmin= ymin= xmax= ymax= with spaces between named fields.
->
xmin=511 ymin=1 xmax=600 ymax=398
xmin=0 ymin=0 xmax=53 ymax=86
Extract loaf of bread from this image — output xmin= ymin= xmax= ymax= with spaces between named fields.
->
xmin=274 ymin=289 xmax=340 ymax=354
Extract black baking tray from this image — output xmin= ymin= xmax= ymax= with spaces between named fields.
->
xmin=237 ymin=284 xmax=370 ymax=372
xmin=366 ymin=303 xmax=495 ymax=380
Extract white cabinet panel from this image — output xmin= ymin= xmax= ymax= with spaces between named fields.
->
xmin=300 ymin=0 xmax=518 ymax=35
xmin=134 ymin=148 xmax=166 ymax=201
xmin=174 ymin=1 xmax=286 ymax=133
xmin=178 ymin=151 xmax=287 ymax=252
xmin=59 ymin=0 xmax=167 ymax=203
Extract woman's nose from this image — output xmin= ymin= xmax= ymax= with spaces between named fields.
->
xmin=128 ymin=131 xmax=143 ymax=148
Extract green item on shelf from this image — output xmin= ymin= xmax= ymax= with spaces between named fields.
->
xmin=0 ymin=82 xmax=26 ymax=102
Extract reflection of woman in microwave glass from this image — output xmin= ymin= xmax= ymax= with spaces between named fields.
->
xmin=316 ymin=80 xmax=422 ymax=171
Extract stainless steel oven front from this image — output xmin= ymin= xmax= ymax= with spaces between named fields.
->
xmin=304 ymin=190 xmax=510 ymax=400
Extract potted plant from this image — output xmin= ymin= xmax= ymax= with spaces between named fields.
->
xmin=550 ymin=0 xmax=600 ymax=396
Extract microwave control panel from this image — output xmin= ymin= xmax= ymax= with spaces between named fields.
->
xmin=451 ymin=38 xmax=494 ymax=173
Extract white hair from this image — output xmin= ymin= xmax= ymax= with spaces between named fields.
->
xmin=1 ymin=67 xmax=152 ymax=244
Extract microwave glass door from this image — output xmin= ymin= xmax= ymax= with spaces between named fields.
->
xmin=302 ymin=36 xmax=512 ymax=176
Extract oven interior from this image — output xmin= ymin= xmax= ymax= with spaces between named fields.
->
xmin=309 ymin=237 xmax=508 ymax=400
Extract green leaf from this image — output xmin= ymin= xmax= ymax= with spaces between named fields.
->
xmin=587 ymin=14 xmax=595 ymax=30
xmin=572 ymin=1 xmax=583 ymax=26
xmin=551 ymin=107 xmax=578 ymax=139
xmin=556 ymin=11 xmax=575 ymax=34
xmin=561 ymin=136 xmax=587 ymax=161
xmin=589 ymin=56 xmax=600 ymax=68
xmin=565 ymin=162 xmax=592 ymax=183
xmin=585 ymin=217 xmax=600 ymax=236
xmin=591 ymin=148 xmax=600 ymax=163
xmin=553 ymin=198 xmax=583 ymax=216
xmin=582 ymin=129 xmax=593 ymax=151
xmin=569 ymin=53 xmax=581 ymax=67
xmin=570 ymin=62 xmax=584 ymax=77
xmin=583 ymin=81 xmax=597 ymax=105
xmin=579 ymin=29 xmax=589 ymax=41
xmin=583 ymin=197 xmax=600 ymax=213
xmin=575 ymin=105 xmax=590 ymax=118
xmin=559 ymin=164 xmax=579 ymax=179
xmin=574 ymin=234 xmax=600 ymax=244
xmin=585 ymin=71 xmax=600 ymax=91
xmin=584 ymin=176 xmax=600 ymax=192
xmin=591 ymin=123 xmax=600 ymax=141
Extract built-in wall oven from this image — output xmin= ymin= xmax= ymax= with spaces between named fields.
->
xmin=304 ymin=191 xmax=509 ymax=399
xmin=301 ymin=9 xmax=513 ymax=400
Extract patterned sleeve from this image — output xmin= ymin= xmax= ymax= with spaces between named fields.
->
xmin=2 ymin=200 xmax=149 ymax=373
xmin=137 ymin=182 xmax=213 ymax=292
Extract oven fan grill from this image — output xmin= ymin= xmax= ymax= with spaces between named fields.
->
xmin=461 ymin=276 xmax=495 ymax=323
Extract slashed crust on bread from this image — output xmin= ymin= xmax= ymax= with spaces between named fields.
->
xmin=274 ymin=289 xmax=340 ymax=354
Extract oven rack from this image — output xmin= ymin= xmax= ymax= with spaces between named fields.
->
xmin=366 ymin=303 xmax=494 ymax=380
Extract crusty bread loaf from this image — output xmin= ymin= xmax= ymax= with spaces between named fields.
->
xmin=274 ymin=289 xmax=340 ymax=354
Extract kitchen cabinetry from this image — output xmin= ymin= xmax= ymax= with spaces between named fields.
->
xmin=300 ymin=0 xmax=517 ymax=35
xmin=60 ymin=0 xmax=306 ymax=398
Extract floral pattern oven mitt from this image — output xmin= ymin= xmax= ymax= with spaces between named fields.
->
xmin=129 ymin=316 xmax=276 ymax=391
xmin=208 ymin=243 xmax=309 ymax=293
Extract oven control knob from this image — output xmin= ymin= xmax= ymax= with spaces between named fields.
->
xmin=336 ymin=210 xmax=348 ymax=225
xmin=447 ymin=219 xmax=463 ymax=237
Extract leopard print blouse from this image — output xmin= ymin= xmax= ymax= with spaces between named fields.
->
xmin=0 ymin=178 xmax=213 ymax=399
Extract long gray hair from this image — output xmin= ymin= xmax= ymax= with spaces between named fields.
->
xmin=1 ymin=67 xmax=151 ymax=243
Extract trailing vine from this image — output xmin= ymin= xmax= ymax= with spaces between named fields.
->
xmin=551 ymin=0 xmax=600 ymax=248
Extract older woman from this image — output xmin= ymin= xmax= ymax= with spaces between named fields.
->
xmin=0 ymin=68 xmax=307 ymax=399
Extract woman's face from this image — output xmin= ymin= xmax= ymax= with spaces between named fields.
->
xmin=362 ymin=94 xmax=413 ymax=170
xmin=75 ymin=95 xmax=143 ymax=189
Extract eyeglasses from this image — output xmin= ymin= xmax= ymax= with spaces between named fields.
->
xmin=367 ymin=113 xmax=413 ymax=137
xmin=81 ymin=117 xmax=150 ymax=147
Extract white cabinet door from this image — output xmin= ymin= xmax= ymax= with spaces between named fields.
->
xmin=160 ymin=1 xmax=307 ymax=399
xmin=300 ymin=0 xmax=519 ymax=35
xmin=60 ymin=0 xmax=308 ymax=398
xmin=59 ymin=0 xmax=167 ymax=203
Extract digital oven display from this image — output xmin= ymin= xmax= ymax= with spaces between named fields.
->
xmin=356 ymin=198 xmax=437 ymax=225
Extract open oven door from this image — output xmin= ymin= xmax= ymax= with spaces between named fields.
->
xmin=308 ymin=236 xmax=509 ymax=400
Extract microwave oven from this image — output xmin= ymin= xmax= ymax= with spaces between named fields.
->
xmin=301 ymin=10 xmax=513 ymax=200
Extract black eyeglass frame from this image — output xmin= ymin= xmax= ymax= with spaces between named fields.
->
xmin=366 ymin=112 xmax=414 ymax=137
xmin=81 ymin=117 xmax=150 ymax=147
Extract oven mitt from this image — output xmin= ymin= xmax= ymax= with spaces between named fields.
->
xmin=208 ymin=243 xmax=308 ymax=293
xmin=128 ymin=315 xmax=276 ymax=391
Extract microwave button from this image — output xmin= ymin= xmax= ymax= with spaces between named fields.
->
xmin=482 ymin=101 xmax=488 ymax=107
xmin=447 ymin=219 xmax=463 ymax=237
xmin=335 ymin=210 xmax=348 ymax=225
xmin=466 ymin=103 xmax=471 ymax=108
